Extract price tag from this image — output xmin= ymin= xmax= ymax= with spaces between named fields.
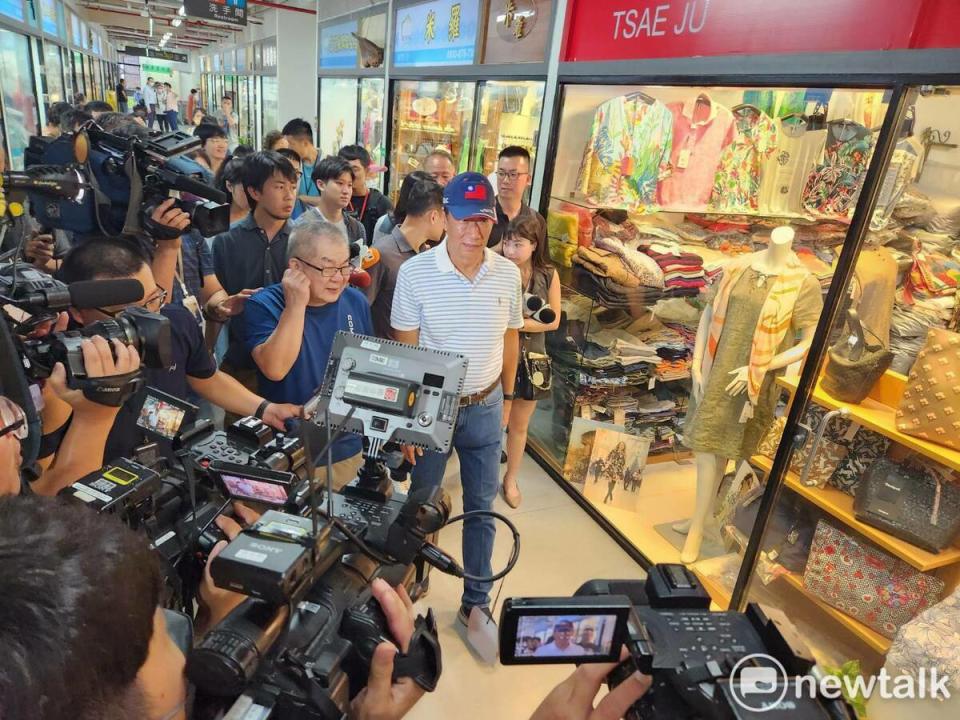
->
xmin=677 ymin=148 xmax=691 ymax=169
xmin=648 ymin=377 xmax=656 ymax=390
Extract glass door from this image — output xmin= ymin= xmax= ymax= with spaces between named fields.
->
xmin=44 ymin=41 xmax=65 ymax=104
xmin=261 ymin=76 xmax=279 ymax=136
xmin=474 ymin=80 xmax=545 ymax=191
xmin=318 ymin=77 xmax=359 ymax=156
xmin=359 ymin=78 xmax=385 ymax=191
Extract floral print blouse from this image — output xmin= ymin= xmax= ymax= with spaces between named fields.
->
xmin=801 ymin=120 xmax=874 ymax=217
xmin=710 ymin=107 xmax=779 ymax=212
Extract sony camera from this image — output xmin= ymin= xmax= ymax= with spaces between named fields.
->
xmin=501 ymin=564 xmax=855 ymax=720
xmin=10 ymin=127 xmax=229 ymax=239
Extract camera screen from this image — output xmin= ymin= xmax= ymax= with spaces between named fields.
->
xmin=514 ymin=614 xmax=618 ymax=659
xmin=221 ymin=474 xmax=289 ymax=506
xmin=137 ymin=395 xmax=187 ymax=440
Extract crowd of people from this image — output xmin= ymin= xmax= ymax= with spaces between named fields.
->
xmin=0 ymin=103 xmax=655 ymax=719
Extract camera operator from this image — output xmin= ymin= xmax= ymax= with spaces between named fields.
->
xmin=34 ymin=239 xmax=300 ymax=492
xmin=0 ymin=494 xmax=429 ymax=720
xmin=244 ymin=219 xmax=372 ymax=488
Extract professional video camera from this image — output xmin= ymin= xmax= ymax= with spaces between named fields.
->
xmin=501 ymin=564 xmax=855 ymax=720
xmin=2 ymin=125 xmax=230 ymax=239
xmin=184 ymin=333 xmax=518 ymax=719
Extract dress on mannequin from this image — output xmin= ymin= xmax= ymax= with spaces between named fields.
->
xmin=684 ymin=270 xmax=822 ymax=458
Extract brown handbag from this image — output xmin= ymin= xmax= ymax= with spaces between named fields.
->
xmin=896 ymin=328 xmax=960 ymax=450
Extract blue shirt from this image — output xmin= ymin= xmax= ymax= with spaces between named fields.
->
xmin=244 ymin=284 xmax=372 ymax=463
xmin=292 ymin=159 xmax=319 ymax=220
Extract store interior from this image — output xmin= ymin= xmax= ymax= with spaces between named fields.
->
xmin=527 ymin=83 xmax=960 ymax=684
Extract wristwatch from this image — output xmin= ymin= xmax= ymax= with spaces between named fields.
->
xmin=503 ymin=392 xmax=515 ymax=401
xmin=254 ymin=399 xmax=270 ymax=420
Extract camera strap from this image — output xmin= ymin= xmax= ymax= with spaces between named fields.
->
xmin=392 ymin=609 xmax=442 ymax=692
xmin=79 ymin=369 xmax=144 ymax=407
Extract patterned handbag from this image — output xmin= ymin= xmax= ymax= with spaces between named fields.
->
xmin=885 ymin=585 xmax=960 ymax=691
xmin=854 ymin=458 xmax=960 ymax=554
xmin=896 ymin=328 xmax=960 ymax=450
xmin=803 ymin=520 xmax=945 ymax=639
xmin=756 ymin=411 xmax=848 ymax=487
xmin=828 ymin=428 xmax=891 ymax=496
xmin=756 ymin=417 xmax=786 ymax=459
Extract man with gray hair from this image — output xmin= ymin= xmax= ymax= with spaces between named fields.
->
xmin=244 ymin=219 xmax=373 ymax=487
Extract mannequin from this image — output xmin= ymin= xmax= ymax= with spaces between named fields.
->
xmin=676 ymin=226 xmax=821 ymax=564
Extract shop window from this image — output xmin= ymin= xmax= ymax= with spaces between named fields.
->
xmin=318 ymin=78 xmax=360 ymax=157
xmin=0 ymin=30 xmax=39 ymax=169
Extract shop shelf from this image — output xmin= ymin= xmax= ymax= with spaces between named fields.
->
xmin=778 ymin=572 xmax=891 ymax=654
xmin=751 ymin=454 xmax=960 ymax=571
xmin=778 ymin=373 xmax=960 ymax=474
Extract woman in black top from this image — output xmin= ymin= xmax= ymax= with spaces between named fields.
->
xmin=500 ymin=210 xmax=560 ymax=508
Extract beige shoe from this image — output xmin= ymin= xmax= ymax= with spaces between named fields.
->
xmin=501 ymin=479 xmax=522 ymax=509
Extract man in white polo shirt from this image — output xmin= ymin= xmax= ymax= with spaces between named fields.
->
xmin=391 ymin=172 xmax=523 ymax=626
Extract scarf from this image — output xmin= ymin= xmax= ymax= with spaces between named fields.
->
xmin=701 ymin=253 xmax=810 ymax=419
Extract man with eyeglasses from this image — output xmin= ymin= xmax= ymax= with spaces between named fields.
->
xmin=245 ymin=219 xmax=373 ymax=489
xmin=33 ymin=239 xmax=300 ymax=488
xmin=487 ymin=145 xmax=540 ymax=251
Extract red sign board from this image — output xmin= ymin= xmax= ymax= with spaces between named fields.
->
xmin=561 ymin=0 xmax=960 ymax=63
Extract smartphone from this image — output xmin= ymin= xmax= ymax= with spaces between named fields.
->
xmin=499 ymin=596 xmax=633 ymax=665
xmin=208 ymin=461 xmax=297 ymax=508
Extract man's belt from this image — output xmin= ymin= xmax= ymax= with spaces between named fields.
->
xmin=459 ymin=379 xmax=501 ymax=407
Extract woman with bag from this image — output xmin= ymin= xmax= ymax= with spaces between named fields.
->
xmin=500 ymin=210 xmax=560 ymax=508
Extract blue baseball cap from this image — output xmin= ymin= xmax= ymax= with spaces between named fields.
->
xmin=443 ymin=172 xmax=497 ymax=222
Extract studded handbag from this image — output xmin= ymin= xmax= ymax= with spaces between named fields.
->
xmin=803 ymin=520 xmax=946 ymax=639
xmin=896 ymin=328 xmax=960 ymax=450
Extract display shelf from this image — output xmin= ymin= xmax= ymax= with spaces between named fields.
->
xmin=751 ymin=454 xmax=960 ymax=571
xmin=778 ymin=572 xmax=892 ymax=654
xmin=398 ymin=124 xmax=458 ymax=135
xmin=548 ymin=193 xmax=852 ymax=224
xmin=778 ymin=373 xmax=960 ymax=474
xmin=691 ymin=568 xmax=732 ymax=610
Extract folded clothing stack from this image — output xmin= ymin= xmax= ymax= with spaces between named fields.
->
xmin=641 ymin=245 xmax=706 ymax=295
xmin=889 ymin=296 xmax=956 ymax=374
xmin=571 ymin=266 xmax=667 ymax=311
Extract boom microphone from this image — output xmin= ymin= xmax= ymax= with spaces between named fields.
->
xmin=24 ymin=278 xmax=145 ymax=311
xmin=1 ymin=168 xmax=87 ymax=202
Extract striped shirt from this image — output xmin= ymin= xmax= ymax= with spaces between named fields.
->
xmin=391 ymin=240 xmax=523 ymax=393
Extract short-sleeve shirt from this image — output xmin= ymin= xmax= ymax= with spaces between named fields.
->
xmin=391 ymin=241 xmax=524 ymax=394
xmin=105 ymin=304 xmax=217 ymax=462
xmin=211 ymin=214 xmax=293 ymax=368
xmin=244 ymin=284 xmax=373 ymax=463
xmin=364 ymin=224 xmax=419 ymax=338
xmin=293 ymin=159 xmax=320 ymax=220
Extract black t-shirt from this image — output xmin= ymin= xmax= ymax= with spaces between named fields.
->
xmin=103 ymin=304 xmax=217 ymax=462
xmin=348 ymin=188 xmax=393 ymax=245
xmin=487 ymin=198 xmax=512 ymax=248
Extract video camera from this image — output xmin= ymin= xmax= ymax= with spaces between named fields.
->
xmin=184 ymin=333 xmax=475 ymax=718
xmin=4 ymin=125 xmax=229 ymax=239
xmin=501 ymin=564 xmax=855 ymax=720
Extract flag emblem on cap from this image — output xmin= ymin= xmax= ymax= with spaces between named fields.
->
xmin=464 ymin=183 xmax=487 ymax=200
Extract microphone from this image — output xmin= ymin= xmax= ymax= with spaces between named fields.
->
xmin=523 ymin=293 xmax=545 ymax=314
xmin=24 ymin=278 xmax=145 ymax=311
xmin=360 ymin=247 xmax=380 ymax=270
xmin=1 ymin=168 xmax=87 ymax=202
xmin=349 ymin=269 xmax=371 ymax=289
xmin=531 ymin=306 xmax=556 ymax=324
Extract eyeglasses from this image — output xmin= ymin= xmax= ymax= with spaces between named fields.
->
xmin=295 ymin=256 xmax=352 ymax=278
xmin=0 ymin=398 xmax=27 ymax=441
xmin=496 ymin=170 xmax=529 ymax=181
xmin=96 ymin=286 xmax=167 ymax=317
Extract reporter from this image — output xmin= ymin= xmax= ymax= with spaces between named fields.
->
xmin=36 ymin=239 xmax=300 ymax=491
xmin=0 ymin=494 xmax=427 ymax=720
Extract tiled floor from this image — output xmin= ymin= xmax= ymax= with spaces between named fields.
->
xmin=408 ymin=451 xmax=646 ymax=720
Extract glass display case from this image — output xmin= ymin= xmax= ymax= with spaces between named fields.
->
xmin=0 ymin=30 xmax=39 ymax=170
xmin=261 ymin=76 xmax=279 ymax=138
xmin=360 ymin=78 xmax=386 ymax=180
xmin=318 ymin=77 xmax=360 ymax=156
xmin=474 ymin=80 xmax=545 ymax=179
xmin=389 ymin=79 xmax=476 ymax=198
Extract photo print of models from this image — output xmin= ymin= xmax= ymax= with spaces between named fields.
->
xmin=514 ymin=613 xmax=618 ymax=658
xmin=581 ymin=427 xmax=652 ymax=512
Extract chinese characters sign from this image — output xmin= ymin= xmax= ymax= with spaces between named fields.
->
xmin=393 ymin=0 xmax=480 ymax=67
xmin=319 ymin=18 xmax=359 ymax=69
xmin=561 ymin=0 xmax=960 ymax=63
xmin=184 ymin=0 xmax=247 ymax=28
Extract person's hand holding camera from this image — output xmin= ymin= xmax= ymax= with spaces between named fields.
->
xmin=260 ymin=402 xmax=303 ymax=432
xmin=24 ymin=232 xmax=57 ymax=271
xmin=528 ymin=651 xmax=651 ymax=720
xmin=48 ymin=335 xmax=141 ymax=415
xmin=349 ymin=578 xmax=425 ymax=720
xmin=147 ymin=197 xmax=192 ymax=242
xmin=197 ymin=512 xmax=251 ymax=633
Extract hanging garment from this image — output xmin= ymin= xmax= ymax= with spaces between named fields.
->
xmin=758 ymin=117 xmax=827 ymax=215
xmin=711 ymin=107 xmax=779 ymax=212
xmin=658 ymin=94 xmax=736 ymax=210
xmin=741 ymin=89 xmax=808 ymax=119
xmin=577 ymin=94 xmax=674 ymax=210
xmin=801 ymin=120 xmax=873 ymax=217
xmin=870 ymin=136 xmax=923 ymax=230
xmin=826 ymin=90 xmax=887 ymax=128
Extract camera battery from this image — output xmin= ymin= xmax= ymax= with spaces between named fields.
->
xmin=341 ymin=372 xmax=418 ymax=417
xmin=211 ymin=510 xmax=331 ymax=605
xmin=62 ymin=458 xmax=162 ymax=517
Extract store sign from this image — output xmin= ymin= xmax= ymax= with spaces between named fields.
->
xmin=562 ymin=0 xmax=960 ymax=62
xmin=122 ymin=46 xmax=190 ymax=64
xmin=393 ymin=0 xmax=480 ymax=67
xmin=319 ymin=18 xmax=359 ymax=69
xmin=184 ymin=0 xmax=247 ymax=28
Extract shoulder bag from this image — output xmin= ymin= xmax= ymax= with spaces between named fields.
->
xmin=822 ymin=309 xmax=893 ymax=404
xmin=896 ymin=327 xmax=960 ymax=450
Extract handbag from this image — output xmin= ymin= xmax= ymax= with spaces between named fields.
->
xmin=803 ymin=520 xmax=945 ymax=639
xmin=756 ymin=409 xmax=848 ymax=487
xmin=854 ymin=458 xmax=960 ymax=553
xmin=885 ymin=584 xmax=960 ymax=691
xmin=822 ymin=309 xmax=894 ymax=404
xmin=828 ymin=428 xmax=890 ymax=496
xmin=896 ymin=327 xmax=960 ymax=450
xmin=516 ymin=349 xmax=553 ymax=401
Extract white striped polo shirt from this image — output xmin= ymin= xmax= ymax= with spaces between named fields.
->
xmin=391 ymin=240 xmax=524 ymax=394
